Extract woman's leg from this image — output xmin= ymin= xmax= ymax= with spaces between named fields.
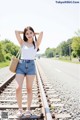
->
xmin=26 ymin=75 xmax=35 ymax=110
xmin=15 ymin=74 xmax=24 ymax=109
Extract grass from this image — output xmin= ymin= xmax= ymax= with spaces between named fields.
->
xmin=53 ymin=57 xmax=80 ymax=64
xmin=0 ymin=61 xmax=10 ymax=68
xmin=59 ymin=59 xmax=80 ymax=64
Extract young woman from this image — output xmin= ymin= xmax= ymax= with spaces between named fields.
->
xmin=15 ymin=26 xmax=43 ymax=117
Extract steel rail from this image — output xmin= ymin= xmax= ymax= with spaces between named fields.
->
xmin=0 ymin=74 xmax=15 ymax=93
xmin=36 ymin=62 xmax=53 ymax=120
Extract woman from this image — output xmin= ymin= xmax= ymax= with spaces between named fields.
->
xmin=15 ymin=26 xmax=43 ymax=117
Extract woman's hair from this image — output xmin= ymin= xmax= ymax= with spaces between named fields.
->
xmin=23 ymin=26 xmax=39 ymax=51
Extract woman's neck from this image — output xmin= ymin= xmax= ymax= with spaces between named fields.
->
xmin=27 ymin=39 xmax=33 ymax=44
xmin=27 ymin=41 xmax=32 ymax=44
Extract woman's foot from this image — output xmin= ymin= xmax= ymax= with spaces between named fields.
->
xmin=16 ymin=109 xmax=23 ymax=117
xmin=24 ymin=110 xmax=31 ymax=117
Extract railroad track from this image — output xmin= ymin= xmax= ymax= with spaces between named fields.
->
xmin=0 ymin=60 xmax=71 ymax=120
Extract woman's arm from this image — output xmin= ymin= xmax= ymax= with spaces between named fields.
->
xmin=35 ymin=32 xmax=43 ymax=48
xmin=15 ymin=30 xmax=24 ymax=45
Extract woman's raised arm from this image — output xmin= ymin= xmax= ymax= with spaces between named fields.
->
xmin=35 ymin=31 xmax=43 ymax=48
xmin=15 ymin=30 xmax=24 ymax=45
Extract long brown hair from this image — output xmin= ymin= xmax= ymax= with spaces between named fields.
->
xmin=23 ymin=26 xmax=39 ymax=51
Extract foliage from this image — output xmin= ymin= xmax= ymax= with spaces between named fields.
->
xmin=0 ymin=61 xmax=10 ymax=68
xmin=45 ymin=48 xmax=54 ymax=58
xmin=44 ymin=29 xmax=80 ymax=59
xmin=5 ymin=53 xmax=12 ymax=60
xmin=0 ymin=43 xmax=5 ymax=62
xmin=71 ymin=37 xmax=80 ymax=57
xmin=72 ymin=51 xmax=77 ymax=58
xmin=0 ymin=39 xmax=19 ymax=62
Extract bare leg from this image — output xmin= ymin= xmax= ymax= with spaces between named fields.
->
xmin=15 ymin=74 xmax=24 ymax=109
xmin=26 ymin=75 xmax=35 ymax=110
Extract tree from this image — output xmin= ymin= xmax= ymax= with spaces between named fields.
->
xmin=71 ymin=37 xmax=80 ymax=57
xmin=45 ymin=48 xmax=54 ymax=57
xmin=0 ymin=43 xmax=5 ymax=62
xmin=1 ymin=39 xmax=19 ymax=55
xmin=57 ymin=41 xmax=69 ymax=56
xmin=0 ymin=39 xmax=20 ymax=61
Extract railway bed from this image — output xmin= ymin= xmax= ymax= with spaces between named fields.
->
xmin=0 ymin=61 xmax=71 ymax=120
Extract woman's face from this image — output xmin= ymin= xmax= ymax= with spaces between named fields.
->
xmin=25 ymin=29 xmax=34 ymax=40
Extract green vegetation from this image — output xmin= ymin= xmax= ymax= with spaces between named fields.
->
xmin=0 ymin=61 xmax=10 ymax=68
xmin=0 ymin=39 xmax=20 ymax=68
xmin=44 ymin=29 xmax=80 ymax=63
xmin=0 ymin=29 xmax=80 ymax=68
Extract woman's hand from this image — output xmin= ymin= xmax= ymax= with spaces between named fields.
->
xmin=34 ymin=32 xmax=39 ymax=35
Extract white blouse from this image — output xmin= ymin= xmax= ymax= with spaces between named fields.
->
xmin=21 ymin=42 xmax=37 ymax=60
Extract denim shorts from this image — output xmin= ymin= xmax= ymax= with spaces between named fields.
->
xmin=16 ymin=59 xmax=36 ymax=75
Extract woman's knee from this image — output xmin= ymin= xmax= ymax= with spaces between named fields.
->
xmin=16 ymin=86 xmax=22 ymax=92
xmin=27 ymin=87 xmax=32 ymax=93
